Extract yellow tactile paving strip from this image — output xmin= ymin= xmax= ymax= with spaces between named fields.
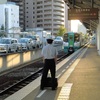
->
xmin=57 ymin=83 xmax=73 ymax=100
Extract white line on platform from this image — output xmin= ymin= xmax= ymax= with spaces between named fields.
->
xmin=74 ymin=58 xmax=76 ymax=61
xmin=69 ymin=63 xmax=72 ymax=65
xmin=66 ymin=65 xmax=69 ymax=68
xmin=72 ymin=60 xmax=74 ymax=62
xmin=57 ymin=73 xmax=62 ymax=78
xmin=62 ymin=69 xmax=66 ymax=73
xmin=37 ymin=90 xmax=46 ymax=98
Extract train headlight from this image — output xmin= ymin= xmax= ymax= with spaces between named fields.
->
xmin=74 ymin=42 xmax=80 ymax=47
xmin=63 ymin=42 xmax=68 ymax=46
xmin=69 ymin=45 xmax=73 ymax=47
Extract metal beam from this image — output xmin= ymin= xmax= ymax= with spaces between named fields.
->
xmin=83 ymin=21 xmax=98 ymax=30
xmin=72 ymin=0 xmax=75 ymax=8
xmin=91 ymin=0 xmax=94 ymax=8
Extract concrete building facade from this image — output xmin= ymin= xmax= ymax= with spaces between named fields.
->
xmin=25 ymin=0 xmax=68 ymax=35
xmin=7 ymin=0 xmax=69 ymax=34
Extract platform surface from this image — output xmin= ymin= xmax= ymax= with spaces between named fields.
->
xmin=5 ymin=44 xmax=100 ymax=100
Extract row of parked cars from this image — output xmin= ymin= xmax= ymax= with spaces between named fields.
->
xmin=0 ymin=35 xmax=42 ymax=53
xmin=0 ymin=35 xmax=64 ymax=53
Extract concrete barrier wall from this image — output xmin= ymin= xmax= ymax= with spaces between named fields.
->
xmin=0 ymin=45 xmax=63 ymax=73
xmin=0 ymin=49 xmax=42 ymax=73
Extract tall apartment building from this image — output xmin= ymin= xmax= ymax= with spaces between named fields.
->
xmin=8 ymin=0 xmax=69 ymax=34
xmin=25 ymin=0 xmax=68 ymax=35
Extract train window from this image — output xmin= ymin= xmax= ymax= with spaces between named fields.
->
xmin=63 ymin=37 xmax=68 ymax=42
xmin=63 ymin=34 xmax=68 ymax=42
xmin=69 ymin=36 xmax=73 ymax=40
xmin=63 ymin=38 xmax=68 ymax=42
xmin=74 ymin=34 xmax=80 ymax=42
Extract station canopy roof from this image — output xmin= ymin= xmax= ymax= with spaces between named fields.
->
xmin=64 ymin=0 xmax=100 ymax=31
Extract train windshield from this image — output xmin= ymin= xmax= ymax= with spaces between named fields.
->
xmin=74 ymin=34 xmax=80 ymax=42
xmin=69 ymin=36 xmax=73 ymax=40
xmin=63 ymin=33 xmax=68 ymax=42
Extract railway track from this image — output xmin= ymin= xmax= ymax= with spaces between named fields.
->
xmin=0 ymin=51 xmax=68 ymax=99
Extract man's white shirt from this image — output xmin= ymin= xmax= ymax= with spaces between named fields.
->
xmin=41 ymin=44 xmax=58 ymax=59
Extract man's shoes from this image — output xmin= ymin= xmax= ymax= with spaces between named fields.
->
xmin=40 ymin=87 xmax=44 ymax=90
xmin=52 ymin=87 xmax=56 ymax=90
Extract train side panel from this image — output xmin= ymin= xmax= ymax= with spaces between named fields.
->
xmin=63 ymin=33 xmax=68 ymax=53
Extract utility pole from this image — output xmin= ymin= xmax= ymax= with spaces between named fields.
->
xmin=91 ymin=0 xmax=94 ymax=8
xmin=72 ymin=0 xmax=75 ymax=8
xmin=90 ymin=0 xmax=94 ymax=34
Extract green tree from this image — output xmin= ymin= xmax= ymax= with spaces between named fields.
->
xmin=0 ymin=32 xmax=7 ymax=37
xmin=1 ymin=24 xmax=4 ymax=30
xmin=57 ymin=25 xmax=66 ymax=36
xmin=0 ymin=25 xmax=6 ymax=37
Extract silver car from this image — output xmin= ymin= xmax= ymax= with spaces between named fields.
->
xmin=53 ymin=36 xmax=63 ymax=45
xmin=25 ymin=35 xmax=42 ymax=48
xmin=18 ymin=38 xmax=36 ymax=50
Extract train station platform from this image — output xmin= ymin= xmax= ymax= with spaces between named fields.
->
xmin=5 ymin=43 xmax=100 ymax=100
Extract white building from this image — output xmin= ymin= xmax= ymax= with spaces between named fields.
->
xmin=8 ymin=0 xmax=25 ymax=31
xmin=0 ymin=0 xmax=7 ymax=4
xmin=0 ymin=2 xmax=19 ymax=33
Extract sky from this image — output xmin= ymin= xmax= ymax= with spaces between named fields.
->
xmin=71 ymin=20 xmax=87 ymax=34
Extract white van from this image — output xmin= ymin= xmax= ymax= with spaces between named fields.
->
xmin=25 ymin=35 xmax=42 ymax=48
xmin=0 ymin=38 xmax=21 ymax=53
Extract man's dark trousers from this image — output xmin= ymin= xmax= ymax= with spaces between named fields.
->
xmin=41 ymin=59 xmax=56 ymax=89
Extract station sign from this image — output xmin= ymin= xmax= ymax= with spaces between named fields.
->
xmin=68 ymin=8 xmax=99 ymax=20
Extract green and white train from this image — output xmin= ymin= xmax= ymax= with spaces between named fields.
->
xmin=63 ymin=32 xmax=86 ymax=53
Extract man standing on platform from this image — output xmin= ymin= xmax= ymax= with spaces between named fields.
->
xmin=40 ymin=37 xmax=58 ymax=90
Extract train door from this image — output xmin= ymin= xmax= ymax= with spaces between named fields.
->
xmin=68 ymin=33 xmax=74 ymax=53
xmin=68 ymin=33 xmax=74 ymax=47
xmin=74 ymin=33 xmax=81 ymax=50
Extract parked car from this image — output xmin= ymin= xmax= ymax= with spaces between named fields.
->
xmin=18 ymin=38 xmax=36 ymax=50
xmin=25 ymin=35 xmax=42 ymax=48
xmin=0 ymin=38 xmax=21 ymax=53
xmin=53 ymin=36 xmax=63 ymax=45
